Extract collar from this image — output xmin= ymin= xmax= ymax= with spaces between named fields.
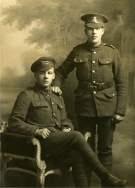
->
xmin=33 ymin=83 xmax=52 ymax=95
xmin=85 ymin=41 xmax=104 ymax=52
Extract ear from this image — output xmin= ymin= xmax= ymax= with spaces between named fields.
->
xmin=34 ymin=73 xmax=37 ymax=78
xmin=53 ymin=73 xmax=55 ymax=80
xmin=84 ymin=28 xmax=87 ymax=35
xmin=102 ymin=27 xmax=105 ymax=35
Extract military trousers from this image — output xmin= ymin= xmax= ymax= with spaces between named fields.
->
xmin=37 ymin=131 xmax=109 ymax=187
xmin=77 ymin=115 xmax=116 ymax=170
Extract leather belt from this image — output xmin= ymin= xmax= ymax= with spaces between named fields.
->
xmin=79 ymin=80 xmax=113 ymax=91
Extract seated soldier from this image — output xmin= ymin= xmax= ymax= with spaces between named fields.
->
xmin=8 ymin=57 xmax=127 ymax=187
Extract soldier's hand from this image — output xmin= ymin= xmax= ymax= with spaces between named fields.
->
xmin=84 ymin=132 xmax=91 ymax=142
xmin=51 ymin=86 xmax=62 ymax=95
xmin=112 ymin=114 xmax=124 ymax=124
xmin=35 ymin=128 xmax=51 ymax=139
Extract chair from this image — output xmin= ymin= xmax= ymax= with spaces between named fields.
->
xmin=0 ymin=122 xmax=90 ymax=187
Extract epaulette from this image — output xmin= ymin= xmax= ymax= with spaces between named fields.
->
xmin=104 ymin=43 xmax=115 ymax=49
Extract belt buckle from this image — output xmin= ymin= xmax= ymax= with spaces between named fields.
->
xmin=91 ymin=85 xmax=97 ymax=91
xmin=87 ymin=83 xmax=97 ymax=90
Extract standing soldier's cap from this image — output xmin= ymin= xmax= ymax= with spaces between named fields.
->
xmin=31 ymin=57 xmax=56 ymax=72
xmin=81 ymin=13 xmax=108 ymax=28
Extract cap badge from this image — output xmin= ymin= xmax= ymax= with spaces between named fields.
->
xmin=41 ymin=61 xmax=49 ymax=65
xmin=91 ymin=16 xmax=99 ymax=23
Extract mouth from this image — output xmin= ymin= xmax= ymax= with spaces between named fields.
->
xmin=43 ymin=80 xmax=49 ymax=84
xmin=92 ymin=36 xmax=97 ymax=39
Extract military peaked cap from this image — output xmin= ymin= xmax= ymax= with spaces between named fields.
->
xmin=81 ymin=13 xmax=108 ymax=28
xmin=31 ymin=57 xmax=56 ymax=72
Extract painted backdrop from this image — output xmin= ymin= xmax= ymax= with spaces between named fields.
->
xmin=1 ymin=0 xmax=135 ymax=187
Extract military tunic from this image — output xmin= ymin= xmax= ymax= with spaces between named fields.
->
xmin=8 ymin=83 xmax=73 ymax=136
xmin=53 ymin=41 xmax=127 ymax=117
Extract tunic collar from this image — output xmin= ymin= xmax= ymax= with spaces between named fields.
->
xmin=33 ymin=83 xmax=52 ymax=95
xmin=85 ymin=41 xmax=104 ymax=52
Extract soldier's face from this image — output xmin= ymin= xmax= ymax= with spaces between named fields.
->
xmin=35 ymin=67 xmax=55 ymax=88
xmin=85 ymin=26 xmax=104 ymax=46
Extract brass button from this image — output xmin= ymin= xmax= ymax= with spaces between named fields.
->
xmin=52 ymin=102 xmax=54 ymax=105
xmin=53 ymin=113 xmax=55 ymax=116
xmin=93 ymin=61 xmax=96 ymax=63
xmin=92 ymin=70 xmax=95 ymax=73
xmin=93 ymin=81 xmax=96 ymax=84
xmin=93 ymin=51 xmax=96 ymax=54
xmin=93 ymin=91 xmax=96 ymax=94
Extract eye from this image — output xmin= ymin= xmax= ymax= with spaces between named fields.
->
xmin=48 ymin=71 xmax=53 ymax=74
xmin=39 ymin=71 xmax=44 ymax=75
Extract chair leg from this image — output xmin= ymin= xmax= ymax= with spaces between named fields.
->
xmin=36 ymin=169 xmax=45 ymax=188
xmin=1 ymin=154 xmax=12 ymax=187
xmin=1 ymin=157 xmax=6 ymax=187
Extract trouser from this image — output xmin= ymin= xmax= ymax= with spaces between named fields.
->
xmin=77 ymin=115 xmax=115 ymax=185
xmin=51 ymin=150 xmax=89 ymax=187
xmin=37 ymin=131 xmax=109 ymax=187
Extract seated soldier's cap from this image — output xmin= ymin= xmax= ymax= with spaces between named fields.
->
xmin=81 ymin=13 xmax=108 ymax=28
xmin=31 ymin=57 xmax=56 ymax=72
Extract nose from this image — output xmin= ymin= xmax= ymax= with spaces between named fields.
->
xmin=44 ymin=72 xmax=48 ymax=78
xmin=92 ymin=29 xmax=96 ymax=34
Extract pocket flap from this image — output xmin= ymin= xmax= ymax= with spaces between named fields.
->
xmin=74 ymin=56 xmax=88 ymax=63
xmin=104 ymin=88 xmax=116 ymax=98
xmin=57 ymin=100 xmax=63 ymax=109
xmin=32 ymin=100 xmax=49 ymax=107
xmin=99 ymin=57 xmax=113 ymax=65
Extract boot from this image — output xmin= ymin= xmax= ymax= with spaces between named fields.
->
xmin=103 ymin=174 xmax=127 ymax=187
xmin=101 ymin=165 xmax=112 ymax=187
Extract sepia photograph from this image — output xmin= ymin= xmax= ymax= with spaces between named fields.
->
xmin=0 ymin=0 xmax=135 ymax=187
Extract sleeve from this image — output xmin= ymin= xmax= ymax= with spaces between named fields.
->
xmin=52 ymin=49 xmax=76 ymax=88
xmin=59 ymin=96 xmax=74 ymax=130
xmin=8 ymin=91 xmax=39 ymax=136
xmin=113 ymin=49 xmax=127 ymax=115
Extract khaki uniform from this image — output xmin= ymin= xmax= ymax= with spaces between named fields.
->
xmin=8 ymin=83 xmax=73 ymax=136
xmin=53 ymin=41 xmax=127 ymax=117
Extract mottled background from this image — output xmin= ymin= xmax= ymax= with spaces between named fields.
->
xmin=0 ymin=0 xmax=135 ymax=187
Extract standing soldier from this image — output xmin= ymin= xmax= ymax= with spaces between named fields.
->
xmin=52 ymin=13 xmax=127 ymax=186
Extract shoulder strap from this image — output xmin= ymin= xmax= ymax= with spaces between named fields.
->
xmin=104 ymin=43 xmax=115 ymax=49
xmin=22 ymin=87 xmax=34 ymax=100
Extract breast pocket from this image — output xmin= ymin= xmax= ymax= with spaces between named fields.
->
xmin=74 ymin=55 xmax=88 ymax=64
xmin=32 ymin=100 xmax=49 ymax=108
xmin=98 ymin=57 xmax=113 ymax=79
xmin=30 ymin=100 xmax=50 ymax=124
xmin=98 ymin=57 xmax=113 ymax=65
xmin=74 ymin=55 xmax=89 ymax=79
